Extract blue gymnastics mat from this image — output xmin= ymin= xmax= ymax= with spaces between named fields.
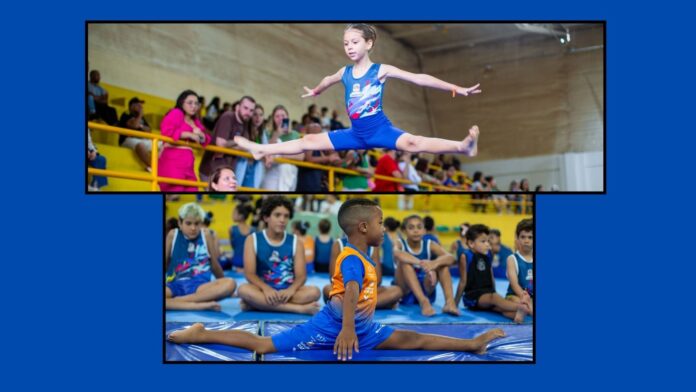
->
xmin=262 ymin=323 xmax=533 ymax=362
xmin=165 ymin=272 xmax=531 ymax=324
xmin=165 ymin=321 xmax=258 ymax=361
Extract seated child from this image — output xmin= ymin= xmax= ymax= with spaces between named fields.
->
xmin=313 ymin=218 xmax=334 ymax=273
xmin=393 ymin=215 xmax=460 ymax=317
xmin=165 ymin=202 xmax=237 ymax=311
xmin=505 ymin=219 xmax=534 ymax=316
xmin=229 ymin=204 xmax=256 ymax=272
xmin=237 ymin=196 xmax=321 ymax=315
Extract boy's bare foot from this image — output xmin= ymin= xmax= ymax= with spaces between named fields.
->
xmin=513 ymin=303 xmax=528 ymax=324
xmin=420 ymin=301 xmax=436 ymax=317
xmin=301 ymin=302 xmax=321 ymax=315
xmin=233 ymin=136 xmax=264 ymax=160
xmin=442 ymin=301 xmax=461 ymax=316
xmin=460 ymin=125 xmax=479 ymax=157
xmin=472 ymin=328 xmax=505 ymax=354
xmin=168 ymin=323 xmax=206 ymax=344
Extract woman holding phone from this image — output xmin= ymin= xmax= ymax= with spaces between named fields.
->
xmin=259 ymin=105 xmax=305 ymax=191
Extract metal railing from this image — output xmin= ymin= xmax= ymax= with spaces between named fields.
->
xmin=87 ymin=122 xmax=465 ymax=192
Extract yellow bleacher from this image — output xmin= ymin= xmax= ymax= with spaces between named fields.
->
xmin=166 ymin=195 xmax=532 ymax=251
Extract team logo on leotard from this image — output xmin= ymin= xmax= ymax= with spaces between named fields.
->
xmin=350 ymin=83 xmax=362 ymax=98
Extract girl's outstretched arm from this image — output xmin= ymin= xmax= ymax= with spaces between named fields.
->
xmin=380 ymin=64 xmax=481 ymax=97
xmin=301 ymin=67 xmax=346 ymax=98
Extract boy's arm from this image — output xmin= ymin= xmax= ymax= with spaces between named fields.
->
xmin=381 ymin=64 xmax=481 ymax=97
xmin=334 ymin=280 xmax=359 ymax=361
xmin=206 ymin=231 xmax=224 ymax=279
xmin=302 ymin=67 xmax=346 ymax=98
xmin=242 ymin=235 xmax=280 ymax=305
xmin=454 ymin=253 xmax=467 ymax=305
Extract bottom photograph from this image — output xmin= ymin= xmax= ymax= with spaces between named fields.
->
xmin=163 ymin=194 xmax=534 ymax=363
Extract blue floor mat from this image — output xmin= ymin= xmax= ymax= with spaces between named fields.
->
xmin=165 ymin=321 xmax=258 ymax=361
xmin=165 ymin=272 xmax=531 ymax=324
xmin=262 ymin=322 xmax=533 ymax=362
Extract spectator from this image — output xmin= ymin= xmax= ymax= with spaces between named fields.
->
xmin=442 ymin=164 xmax=461 ymax=188
xmin=296 ymin=122 xmax=340 ymax=193
xmin=208 ymin=165 xmax=237 ymax=192
xmin=340 ymin=150 xmax=372 ymax=191
xmin=203 ymin=96 xmax=221 ymax=130
xmin=415 ymin=157 xmax=442 ymax=187
xmin=319 ymin=194 xmax=343 ymax=216
xmin=159 ymin=90 xmax=210 ymax=192
xmin=199 ymin=96 xmax=256 ymax=182
xmin=486 ymin=175 xmax=508 ymax=214
xmin=87 ymin=129 xmax=108 ymax=191
xmin=87 ymin=70 xmax=117 ymax=125
xmin=470 ymin=171 xmax=487 ymax=212
xmin=260 ymin=105 xmax=304 ymax=191
xmin=237 ymin=104 xmax=267 ymax=189
xmin=535 ymin=185 xmax=544 ymax=192
xmin=329 ymin=109 xmax=345 ymax=131
xmin=118 ymin=97 xmax=156 ymax=172
xmin=374 ymin=149 xmax=403 ymax=192
xmin=320 ymin=106 xmax=331 ymax=132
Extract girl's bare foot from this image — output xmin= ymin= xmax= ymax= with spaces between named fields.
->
xmin=420 ymin=301 xmax=436 ymax=317
xmin=239 ymin=299 xmax=251 ymax=311
xmin=442 ymin=301 xmax=461 ymax=316
xmin=472 ymin=328 xmax=505 ymax=354
xmin=460 ymin=125 xmax=479 ymax=157
xmin=234 ymin=136 xmax=264 ymax=160
xmin=168 ymin=323 xmax=206 ymax=344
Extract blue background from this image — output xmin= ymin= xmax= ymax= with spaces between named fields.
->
xmin=5 ymin=0 xmax=692 ymax=390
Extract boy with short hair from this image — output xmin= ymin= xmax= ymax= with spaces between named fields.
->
xmin=506 ymin=219 xmax=534 ymax=316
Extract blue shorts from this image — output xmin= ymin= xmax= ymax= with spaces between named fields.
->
xmin=328 ymin=123 xmax=405 ymax=151
xmin=271 ymin=308 xmax=394 ymax=352
xmin=398 ymin=273 xmax=437 ymax=305
xmin=166 ymin=275 xmax=210 ymax=297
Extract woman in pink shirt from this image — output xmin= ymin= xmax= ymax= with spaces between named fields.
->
xmin=159 ymin=90 xmax=211 ymax=192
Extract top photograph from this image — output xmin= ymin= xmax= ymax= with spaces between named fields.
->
xmin=86 ymin=22 xmax=605 ymax=194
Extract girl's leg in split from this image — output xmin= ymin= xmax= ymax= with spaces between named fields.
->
xmin=395 ymin=126 xmax=479 ymax=156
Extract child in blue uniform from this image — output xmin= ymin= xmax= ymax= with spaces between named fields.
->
xmin=313 ymin=218 xmax=334 ymax=273
xmin=393 ymin=215 xmax=460 ymax=317
xmin=229 ymin=204 xmax=255 ymax=272
xmin=454 ymin=224 xmax=531 ymax=323
xmin=234 ymin=24 xmax=482 ymax=160
xmin=169 ymin=198 xmax=504 ymax=360
xmin=236 ymin=196 xmax=321 ymax=315
xmin=165 ymin=203 xmax=236 ymax=311
xmin=322 ymin=236 xmax=403 ymax=309
xmin=506 ymin=219 xmax=534 ymax=316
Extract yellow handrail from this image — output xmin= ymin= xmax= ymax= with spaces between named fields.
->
xmin=88 ymin=122 xmax=465 ymax=192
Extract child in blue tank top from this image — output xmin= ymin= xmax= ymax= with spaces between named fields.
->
xmin=393 ymin=215 xmax=459 ymax=317
xmin=165 ymin=202 xmax=236 ymax=311
xmin=229 ymin=204 xmax=255 ymax=272
xmin=313 ymin=218 xmax=334 ymax=273
xmin=505 ymin=219 xmax=534 ymax=316
xmin=236 ymin=196 xmax=322 ymax=315
xmin=234 ymin=24 xmax=482 ymax=161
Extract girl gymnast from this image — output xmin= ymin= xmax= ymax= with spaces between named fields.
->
xmin=234 ymin=24 xmax=481 ymax=159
